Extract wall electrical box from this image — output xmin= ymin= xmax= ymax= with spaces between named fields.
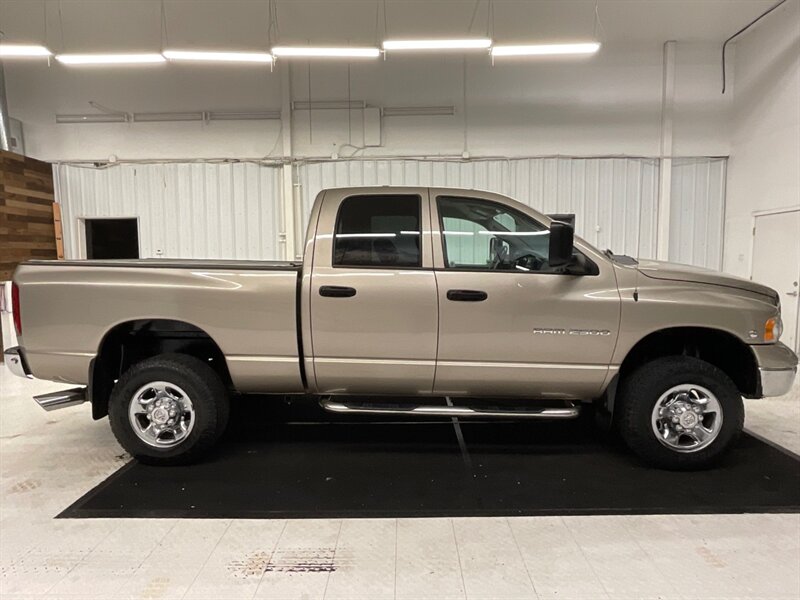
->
xmin=8 ymin=118 xmax=25 ymax=155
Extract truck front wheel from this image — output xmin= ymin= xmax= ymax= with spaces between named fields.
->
xmin=108 ymin=353 xmax=230 ymax=465
xmin=617 ymin=356 xmax=744 ymax=470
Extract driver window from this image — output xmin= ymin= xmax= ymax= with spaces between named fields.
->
xmin=438 ymin=196 xmax=552 ymax=272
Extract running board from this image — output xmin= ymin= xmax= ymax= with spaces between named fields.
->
xmin=33 ymin=387 xmax=87 ymax=411
xmin=320 ymin=399 xmax=580 ymax=419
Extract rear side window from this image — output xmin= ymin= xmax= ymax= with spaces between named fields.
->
xmin=333 ymin=195 xmax=421 ymax=267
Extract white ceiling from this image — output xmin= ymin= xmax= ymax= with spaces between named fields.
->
xmin=0 ymin=0 xmax=781 ymax=52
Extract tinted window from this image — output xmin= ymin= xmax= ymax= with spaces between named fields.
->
xmin=438 ymin=196 xmax=555 ymax=272
xmin=334 ymin=195 xmax=421 ymax=267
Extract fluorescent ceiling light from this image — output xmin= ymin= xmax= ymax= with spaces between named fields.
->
xmin=292 ymin=100 xmax=365 ymax=110
xmin=133 ymin=112 xmax=204 ymax=122
xmin=163 ymin=50 xmax=273 ymax=63
xmin=209 ymin=110 xmax=281 ymax=120
xmin=56 ymin=53 xmax=166 ymax=65
xmin=271 ymin=46 xmax=380 ymax=58
xmin=491 ymin=42 xmax=601 ymax=57
xmin=383 ymin=106 xmax=455 ymax=117
xmin=0 ymin=44 xmax=52 ymax=57
xmin=383 ymin=39 xmax=491 ymax=51
xmin=58 ymin=110 xmax=282 ymax=124
xmin=56 ymin=113 xmax=128 ymax=124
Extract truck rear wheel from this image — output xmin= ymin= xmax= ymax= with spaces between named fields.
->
xmin=617 ymin=356 xmax=744 ymax=470
xmin=108 ymin=353 xmax=229 ymax=465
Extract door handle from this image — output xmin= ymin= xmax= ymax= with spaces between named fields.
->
xmin=447 ymin=289 xmax=488 ymax=302
xmin=319 ymin=285 xmax=357 ymax=298
xmin=787 ymin=291 xmax=799 ymax=297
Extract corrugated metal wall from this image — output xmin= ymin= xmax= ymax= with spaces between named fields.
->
xmin=299 ymin=158 xmax=660 ymax=260
xmin=669 ymin=158 xmax=726 ymax=270
xmin=55 ymin=157 xmax=726 ymax=269
xmin=55 ymin=162 xmax=283 ymax=260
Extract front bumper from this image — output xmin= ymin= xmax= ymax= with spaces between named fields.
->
xmin=752 ymin=342 xmax=798 ymax=397
xmin=3 ymin=346 xmax=31 ymax=379
xmin=759 ymin=367 xmax=797 ymax=397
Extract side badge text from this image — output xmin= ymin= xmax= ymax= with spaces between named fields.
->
xmin=533 ymin=328 xmax=612 ymax=336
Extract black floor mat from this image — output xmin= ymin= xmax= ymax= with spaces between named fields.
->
xmin=60 ymin=396 xmax=800 ymax=519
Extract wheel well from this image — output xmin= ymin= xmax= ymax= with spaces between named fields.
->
xmin=618 ymin=327 xmax=759 ymax=398
xmin=90 ymin=319 xmax=232 ymax=420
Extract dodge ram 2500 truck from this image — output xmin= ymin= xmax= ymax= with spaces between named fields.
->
xmin=4 ymin=187 xmax=797 ymax=469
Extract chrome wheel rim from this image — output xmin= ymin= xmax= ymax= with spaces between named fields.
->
xmin=128 ymin=381 xmax=195 ymax=448
xmin=651 ymin=384 xmax=723 ymax=453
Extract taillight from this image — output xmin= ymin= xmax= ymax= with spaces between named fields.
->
xmin=11 ymin=282 xmax=21 ymax=336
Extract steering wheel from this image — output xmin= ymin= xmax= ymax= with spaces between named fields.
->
xmin=489 ymin=244 xmax=509 ymax=269
xmin=513 ymin=253 xmax=545 ymax=271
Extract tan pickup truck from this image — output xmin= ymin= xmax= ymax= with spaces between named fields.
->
xmin=4 ymin=187 xmax=797 ymax=469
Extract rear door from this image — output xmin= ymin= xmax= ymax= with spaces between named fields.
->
xmin=430 ymin=190 xmax=620 ymax=399
xmin=307 ymin=188 xmax=438 ymax=394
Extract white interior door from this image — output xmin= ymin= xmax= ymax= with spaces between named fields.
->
xmin=752 ymin=209 xmax=800 ymax=352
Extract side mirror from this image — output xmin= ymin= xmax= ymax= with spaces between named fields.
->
xmin=548 ymin=221 xmax=574 ymax=267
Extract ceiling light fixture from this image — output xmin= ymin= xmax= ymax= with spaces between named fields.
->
xmin=292 ymin=100 xmax=366 ymax=110
xmin=271 ymin=46 xmax=380 ymax=59
xmin=0 ymin=44 xmax=53 ymax=57
xmin=383 ymin=106 xmax=455 ymax=117
xmin=55 ymin=53 xmax=166 ymax=65
xmin=209 ymin=110 xmax=281 ymax=120
xmin=383 ymin=39 xmax=491 ymax=51
xmin=163 ymin=50 xmax=273 ymax=63
xmin=491 ymin=42 xmax=601 ymax=57
xmin=133 ymin=112 xmax=204 ymax=122
xmin=56 ymin=113 xmax=129 ymax=124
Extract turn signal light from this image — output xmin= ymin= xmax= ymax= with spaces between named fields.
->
xmin=764 ymin=317 xmax=782 ymax=342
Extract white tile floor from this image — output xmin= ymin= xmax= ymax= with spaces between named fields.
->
xmin=1 ymin=367 xmax=799 ymax=600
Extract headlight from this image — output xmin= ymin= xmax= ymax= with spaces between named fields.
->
xmin=764 ymin=315 xmax=783 ymax=342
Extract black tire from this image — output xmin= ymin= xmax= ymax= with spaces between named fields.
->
xmin=617 ymin=356 xmax=744 ymax=470
xmin=108 ymin=353 xmax=230 ymax=465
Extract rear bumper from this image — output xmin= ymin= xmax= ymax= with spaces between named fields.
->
xmin=3 ymin=347 xmax=31 ymax=379
xmin=752 ymin=342 xmax=798 ymax=398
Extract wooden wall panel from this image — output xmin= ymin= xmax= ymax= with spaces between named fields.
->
xmin=0 ymin=151 xmax=57 ymax=282
xmin=0 ymin=151 xmax=56 ymax=353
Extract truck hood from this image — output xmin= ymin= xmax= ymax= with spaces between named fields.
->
xmin=636 ymin=259 xmax=778 ymax=301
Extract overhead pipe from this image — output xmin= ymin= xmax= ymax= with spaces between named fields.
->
xmin=722 ymin=0 xmax=789 ymax=93
xmin=0 ymin=60 xmax=11 ymax=151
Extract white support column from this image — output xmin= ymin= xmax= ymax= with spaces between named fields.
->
xmin=279 ymin=62 xmax=297 ymax=261
xmin=656 ymin=40 xmax=676 ymax=261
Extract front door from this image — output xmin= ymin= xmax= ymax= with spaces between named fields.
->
xmin=308 ymin=189 xmax=439 ymax=394
xmin=431 ymin=192 xmax=620 ymax=398
xmin=752 ymin=208 xmax=800 ymax=351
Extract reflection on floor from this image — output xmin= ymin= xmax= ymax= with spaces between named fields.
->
xmin=1 ymin=368 xmax=799 ymax=599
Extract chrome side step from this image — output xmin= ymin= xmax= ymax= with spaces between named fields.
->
xmin=320 ymin=398 xmax=580 ymax=419
xmin=34 ymin=387 xmax=87 ymax=411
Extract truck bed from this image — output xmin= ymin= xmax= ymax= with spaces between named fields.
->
xmin=13 ymin=259 xmax=305 ymax=393
xmin=25 ymin=258 xmax=302 ymax=271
